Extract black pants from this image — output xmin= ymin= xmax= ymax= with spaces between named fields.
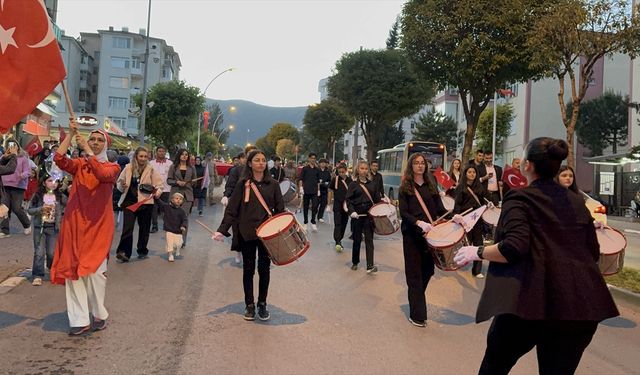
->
xmin=151 ymin=192 xmax=170 ymax=228
xmin=302 ymin=193 xmax=318 ymax=224
xmin=239 ymin=234 xmax=271 ymax=306
xmin=479 ymin=314 xmax=598 ymax=375
xmin=467 ymin=221 xmax=484 ymax=276
xmin=316 ymin=190 xmax=328 ymax=220
xmin=352 ymin=215 xmax=374 ymax=267
xmin=333 ymin=207 xmax=349 ymax=244
xmin=1 ymin=186 xmax=30 ymax=234
xmin=402 ymin=231 xmax=434 ymax=322
xmin=117 ymin=203 xmax=152 ymax=257
xmin=486 ymin=190 xmax=500 ymax=206
xmin=230 ymin=223 xmax=240 ymax=252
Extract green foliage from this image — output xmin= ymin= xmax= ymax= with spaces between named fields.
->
xmin=303 ymin=98 xmax=353 ymax=156
xmin=386 ymin=16 xmax=401 ymax=50
xmin=375 ymin=122 xmax=405 ymax=150
xmin=327 ymin=48 xmax=433 ymax=161
xmin=527 ymin=0 xmax=640 ymax=166
xmin=412 ymin=111 xmax=458 ymax=153
xmin=573 ymin=92 xmax=628 ymax=155
xmin=475 ymin=103 xmax=514 ymax=154
xmin=255 ymin=136 xmax=273 ymax=157
xmin=226 ymin=144 xmax=244 ymax=159
xmin=205 ymin=102 xmax=231 ymax=145
xmin=186 ymin=130 xmax=219 ymax=158
xmin=276 ymin=139 xmax=296 ymax=161
xmin=134 ymin=80 xmax=204 ymax=152
xmin=401 ymin=0 xmax=544 ymax=164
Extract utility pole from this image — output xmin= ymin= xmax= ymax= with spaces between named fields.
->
xmin=139 ymin=0 xmax=152 ymax=146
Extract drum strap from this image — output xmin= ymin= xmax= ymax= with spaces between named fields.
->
xmin=413 ymin=187 xmax=434 ymax=224
xmin=359 ymin=183 xmax=374 ymax=204
xmin=335 ymin=177 xmax=348 ymax=191
xmin=467 ymin=187 xmax=482 ymax=207
xmin=244 ymin=180 xmax=273 ymax=217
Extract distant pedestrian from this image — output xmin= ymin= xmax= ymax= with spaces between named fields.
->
xmin=329 ymin=163 xmax=351 ymax=252
xmin=316 ymin=158 xmax=331 ymax=223
xmin=167 ymin=149 xmax=197 ymax=247
xmin=299 ymin=153 xmax=320 ymax=232
xmin=0 ymin=140 xmax=31 ymax=237
xmin=149 ymin=145 xmax=173 ymax=233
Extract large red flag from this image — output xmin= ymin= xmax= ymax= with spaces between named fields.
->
xmin=433 ymin=167 xmax=454 ymax=190
xmin=25 ymin=135 xmax=42 ymax=157
xmin=502 ymin=166 xmax=528 ymax=189
xmin=0 ymin=0 xmax=66 ymax=133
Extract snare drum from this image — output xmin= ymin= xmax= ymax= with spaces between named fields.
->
xmin=481 ymin=206 xmax=501 ymax=243
xmin=256 ymin=212 xmax=310 ymax=266
xmin=279 ymin=179 xmax=297 ymax=203
xmin=368 ymin=203 xmax=400 ymax=235
xmin=596 ymin=227 xmax=626 ymax=276
xmin=426 ymin=221 xmax=467 ymax=271
xmin=441 ymin=196 xmax=455 ymax=211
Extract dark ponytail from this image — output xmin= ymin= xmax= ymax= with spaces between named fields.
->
xmin=524 ymin=137 xmax=568 ymax=179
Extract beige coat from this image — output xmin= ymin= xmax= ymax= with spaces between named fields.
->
xmin=117 ymin=163 xmax=163 ymax=207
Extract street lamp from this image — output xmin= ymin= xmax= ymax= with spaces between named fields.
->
xmin=213 ymin=124 xmax=235 ymax=157
xmin=139 ymin=0 xmax=152 ymax=146
xmin=210 ymin=106 xmax=237 ymax=136
xmin=197 ymin=67 xmax=234 ymax=156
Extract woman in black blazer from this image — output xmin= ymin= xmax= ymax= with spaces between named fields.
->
xmin=455 ymin=138 xmax=619 ymax=375
xmin=167 ymin=149 xmax=197 ymax=247
xmin=214 ymin=150 xmax=284 ymax=322
xmin=453 ymin=164 xmax=487 ymax=278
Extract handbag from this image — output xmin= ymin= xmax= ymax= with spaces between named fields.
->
xmin=139 ymin=184 xmax=155 ymax=194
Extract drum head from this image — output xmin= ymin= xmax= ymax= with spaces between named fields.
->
xmin=441 ymin=196 xmax=455 ymax=211
xmin=596 ymin=227 xmax=627 ymax=255
xmin=257 ymin=213 xmax=294 ymax=237
xmin=482 ymin=207 xmax=501 ymax=226
xmin=279 ymin=180 xmax=292 ymax=195
xmin=369 ymin=203 xmax=394 ymax=217
xmin=426 ymin=221 xmax=465 ymax=248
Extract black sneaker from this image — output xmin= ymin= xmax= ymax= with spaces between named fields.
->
xmin=68 ymin=325 xmax=91 ymax=336
xmin=244 ymin=304 xmax=256 ymax=321
xmin=150 ymin=226 xmax=158 ymax=233
xmin=366 ymin=265 xmax=378 ymax=274
xmin=92 ymin=319 xmax=107 ymax=331
xmin=351 ymin=264 xmax=358 ymax=271
xmin=137 ymin=253 xmax=148 ymax=260
xmin=408 ymin=317 xmax=427 ymax=327
xmin=116 ymin=252 xmax=129 ymax=263
xmin=257 ymin=302 xmax=270 ymax=321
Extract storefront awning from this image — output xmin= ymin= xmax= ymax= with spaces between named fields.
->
xmin=36 ymin=103 xmax=58 ymax=117
xmin=583 ymin=153 xmax=640 ymax=166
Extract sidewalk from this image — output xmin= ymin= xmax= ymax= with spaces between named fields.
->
xmin=607 ymin=216 xmax=640 ymax=270
xmin=0 ymin=224 xmax=34 ymax=283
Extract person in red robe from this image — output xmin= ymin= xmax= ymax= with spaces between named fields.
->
xmin=50 ymin=122 xmax=120 ymax=336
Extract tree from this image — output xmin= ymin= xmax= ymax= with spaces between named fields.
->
xmin=255 ymin=136 xmax=274 ymax=158
xmin=205 ymin=102 xmax=231 ymax=145
xmin=527 ymin=0 xmax=640 ymax=167
xmin=276 ymin=138 xmax=296 ymax=161
xmin=402 ymin=0 xmax=546 ymax=164
xmin=187 ymin=130 xmax=219 ymax=157
xmin=134 ymin=80 xmax=204 ymax=151
xmin=328 ymin=49 xmax=433 ymax=161
xmin=226 ymin=144 xmax=244 ymax=159
xmin=573 ymin=92 xmax=628 ymax=155
xmin=386 ymin=16 xmax=401 ymax=50
xmin=412 ymin=111 xmax=458 ymax=153
xmin=375 ymin=122 xmax=405 ymax=150
xmin=475 ymin=103 xmax=515 ymax=154
xmin=303 ymin=98 xmax=353 ymax=156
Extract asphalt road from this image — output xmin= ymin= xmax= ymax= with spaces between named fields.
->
xmin=0 ymin=198 xmax=639 ymax=374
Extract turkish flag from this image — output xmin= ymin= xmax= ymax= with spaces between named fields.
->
xmin=433 ymin=167 xmax=454 ymax=190
xmin=0 ymin=0 xmax=67 ymax=133
xmin=25 ymin=135 xmax=42 ymax=156
xmin=502 ymin=166 xmax=528 ymax=189
xmin=203 ymin=111 xmax=210 ymax=131
xmin=58 ymin=125 xmax=66 ymax=142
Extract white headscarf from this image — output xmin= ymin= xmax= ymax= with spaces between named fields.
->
xmin=89 ymin=130 xmax=110 ymax=163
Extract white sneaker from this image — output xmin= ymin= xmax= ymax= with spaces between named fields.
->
xmin=318 ymin=218 xmax=325 ymax=223
xmin=168 ymin=253 xmax=174 ymax=262
xmin=311 ymin=224 xmax=318 ymax=232
xmin=175 ymin=247 xmax=181 ymax=257
xmin=24 ymin=227 xmax=32 ymax=235
xmin=0 ymin=233 xmax=10 ymax=238
xmin=234 ymin=252 xmax=242 ymax=264
xmin=475 ymin=274 xmax=484 ymax=279
xmin=32 ymin=277 xmax=42 ymax=286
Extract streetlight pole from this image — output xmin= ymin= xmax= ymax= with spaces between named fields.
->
xmin=492 ymin=90 xmax=498 ymax=157
xmin=197 ymin=67 xmax=233 ymax=156
xmin=139 ymin=0 xmax=152 ymax=146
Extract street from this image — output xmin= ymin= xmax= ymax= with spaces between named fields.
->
xmin=0 ymin=192 xmax=638 ymax=374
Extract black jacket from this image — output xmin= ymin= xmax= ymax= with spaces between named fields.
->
xmin=476 ymin=179 xmax=619 ymax=323
xmin=468 ymin=160 xmax=487 ymax=187
xmin=157 ymin=199 xmax=188 ymax=234
xmin=218 ymin=177 xmax=285 ymax=241
xmin=453 ymin=183 xmax=486 ymax=214
xmin=318 ymin=168 xmax=332 ymax=192
xmin=370 ymin=172 xmax=385 ymax=197
xmin=399 ymin=182 xmax=446 ymax=236
xmin=329 ymin=175 xmax=352 ymax=210
xmin=270 ymin=166 xmax=285 ymax=182
xmin=223 ymin=165 xmax=243 ymax=198
xmin=300 ymin=165 xmax=320 ymax=194
xmin=346 ymin=178 xmax=381 ymax=215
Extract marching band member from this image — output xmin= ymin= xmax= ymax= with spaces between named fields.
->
xmin=452 ymin=164 xmax=488 ymax=278
xmin=399 ymin=153 xmax=447 ymax=327
xmin=454 ymin=137 xmax=619 ymax=374
xmin=213 ymin=150 xmax=285 ymax=321
xmin=345 ymin=160 xmax=382 ymax=273
xmin=329 ymin=163 xmax=352 ymax=252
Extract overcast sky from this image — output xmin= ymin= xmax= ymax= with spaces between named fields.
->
xmin=57 ymin=0 xmax=405 ymax=107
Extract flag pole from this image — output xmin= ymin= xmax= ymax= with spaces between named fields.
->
xmin=61 ymin=81 xmax=76 ymax=122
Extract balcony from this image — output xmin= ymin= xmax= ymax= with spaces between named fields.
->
xmin=130 ymin=65 xmax=143 ymax=77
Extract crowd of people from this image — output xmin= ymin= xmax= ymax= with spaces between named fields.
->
xmin=0 ymin=129 xmax=620 ymax=373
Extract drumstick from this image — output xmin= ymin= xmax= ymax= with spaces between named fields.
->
xmin=434 ymin=209 xmax=453 ymax=224
xmin=191 ymin=177 xmax=204 ymax=182
xmin=444 ymin=207 xmax=472 ymax=224
xmin=195 ymin=219 xmax=216 ymax=235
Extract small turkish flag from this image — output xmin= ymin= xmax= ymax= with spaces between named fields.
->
xmin=25 ymin=135 xmax=43 ymax=157
xmin=0 ymin=0 xmax=67 ymax=133
xmin=502 ymin=166 xmax=528 ymax=189
xmin=58 ymin=125 xmax=66 ymax=142
xmin=433 ymin=167 xmax=454 ymax=190
xmin=203 ymin=111 xmax=210 ymax=131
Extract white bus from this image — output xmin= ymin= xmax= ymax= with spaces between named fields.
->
xmin=377 ymin=141 xmax=447 ymax=200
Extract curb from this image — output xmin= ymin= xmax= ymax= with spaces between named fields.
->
xmin=608 ymin=284 xmax=640 ymax=308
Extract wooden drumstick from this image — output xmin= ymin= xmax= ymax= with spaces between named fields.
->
xmin=191 ymin=177 xmax=204 ymax=182
xmin=444 ymin=207 xmax=472 ymax=224
xmin=195 ymin=219 xmax=216 ymax=235
xmin=434 ymin=209 xmax=453 ymax=224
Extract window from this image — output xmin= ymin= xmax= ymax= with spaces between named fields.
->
xmin=112 ymin=37 xmax=131 ymax=49
xmin=345 ymin=139 xmax=349 ymax=147
xmin=111 ymin=117 xmax=127 ymax=128
xmin=108 ymin=96 xmax=128 ymax=110
xmin=109 ymin=77 xmax=129 ymax=89
xmin=111 ymin=57 xmax=129 ymax=69
xmin=395 ymin=151 xmax=404 ymax=172
xmin=131 ymin=57 xmax=141 ymax=69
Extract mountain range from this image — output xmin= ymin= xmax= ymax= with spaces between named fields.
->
xmin=206 ymin=99 xmax=307 ymax=147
